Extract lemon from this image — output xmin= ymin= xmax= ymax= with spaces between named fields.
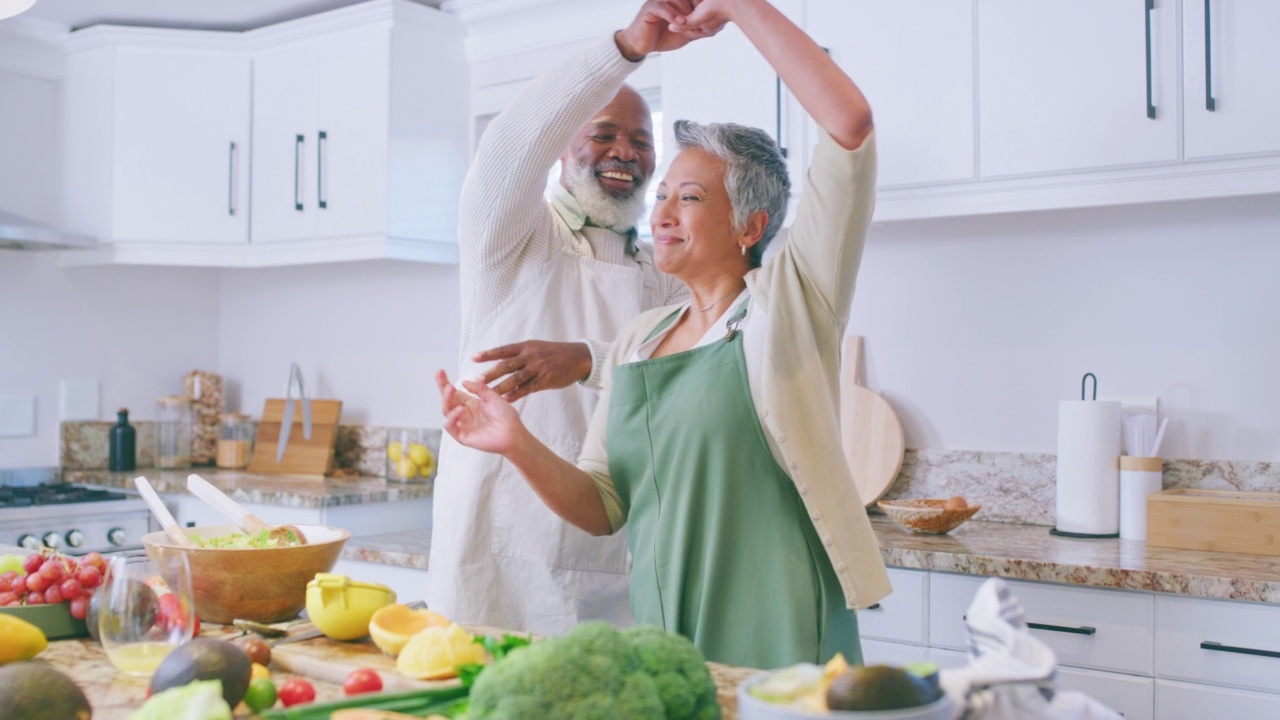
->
xmin=0 ymin=614 xmax=48 ymax=664
xmin=387 ymin=441 xmax=404 ymax=463
xmin=251 ymin=663 xmax=270 ymax=680
xmin=396 ymin=624 xmax=485 ymax=680
xmin=396 ymin=456 xmax=419 ymax=479
xmin=369 ymin=604 xmax=452 ymax=658
xmin=409 ymin=444 xmax=436 ymax=477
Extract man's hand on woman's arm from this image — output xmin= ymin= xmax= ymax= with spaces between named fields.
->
xmin=615 ymin=0 xmax=720 ymax=61
xmin=473 ymin=340 xmax=593 ymax=402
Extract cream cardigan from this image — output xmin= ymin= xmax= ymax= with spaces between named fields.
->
xmin=579 ymin=129 xmax=893 ymax=610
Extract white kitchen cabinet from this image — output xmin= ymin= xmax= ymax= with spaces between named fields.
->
xmin=857 ymin=567 xmax=928 ymax=644
xmin=977 ymin=0 xmax=1179 ymax=178
xmin=861 ymin=639 xmax=927 ymax=666
xmin=330 ymin=559 xmax=428 ymax=604
xmin=659 ymin=0 xmax=805 ymax=192
xmin=59 ymin=0 xmax=469 ymax=268
xmin=1155 ymin=678 xmax=1280 ymax=718
xmin=806 ymin=0 xmax=974 ymax=188
xmin=1182 ymin=0 xmax=1280 ymax=160
xmin=1058 ymin=666 xmax=1154 ymax=720
xmin=60 ymin=29 xmax=251 ymax=246
xmin=168 ymin=494 xmax=432 ymax=539
xmin=1154 ymin=594 xmax=1280 ymax=694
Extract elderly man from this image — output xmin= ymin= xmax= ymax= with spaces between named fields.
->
xmin=426 ymin=3 xmax=693 ymax=635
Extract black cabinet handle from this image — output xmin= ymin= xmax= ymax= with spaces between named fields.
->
xmin=317 ymin=130 xmax=328 ymax=210
xmin=1144 ymin=0 xmax=1156 ymax=119
xmin=866 ymin=603 xmax=882 ymax=610
xmin=1204 ymin=0 xmax=1216 ymax=111
xmin=293 ymin=134 xmax=305 ymax=211
xmin=1201 ymin=641 xmax=1280 ymax=659
xmin=227 ymin=142 xmax=237 ymax=216
xmin=1027 ymin=622 xmax=1097 ymax=636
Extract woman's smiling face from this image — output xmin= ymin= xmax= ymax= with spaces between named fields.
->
xmin=649 ymin=148 xmax=743 ymax=280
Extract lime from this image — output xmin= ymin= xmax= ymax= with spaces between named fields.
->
xmin=243 ymin=677 xmax=277 ymax=712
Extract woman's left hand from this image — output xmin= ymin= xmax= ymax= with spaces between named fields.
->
xmin=436 ymin=370 xmax=525 ymax=456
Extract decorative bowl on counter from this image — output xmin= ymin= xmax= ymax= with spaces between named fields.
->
xmin=877 ymin=498 xmax=980 ymax=535
xmin=141 ymin=524 xmax=349 ymax=624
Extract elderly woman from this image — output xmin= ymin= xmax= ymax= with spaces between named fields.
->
xmin=437 ymin=0 xmax=891 ymax=669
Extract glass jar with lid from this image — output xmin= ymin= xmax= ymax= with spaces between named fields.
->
xmin=155 ymin=396 xmax=192 ymax=470
xmin=216 ymin=413 xmax=255 ymax=469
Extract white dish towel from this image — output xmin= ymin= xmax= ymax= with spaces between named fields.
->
xmin=938 ymin=578 xmax=1123 ymax=720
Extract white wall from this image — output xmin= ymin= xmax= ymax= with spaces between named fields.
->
xmin=216 ymin=261 xmax=460 ymax=427
xmin=851 ymin=194 xmax=1280 ymax=462
xmin=0 ymin=253 xmax=222 ymax=467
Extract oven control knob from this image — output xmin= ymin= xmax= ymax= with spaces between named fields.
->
xmin=108 ymin=527 xmax=128 ymax=546
xmin=42 ymin=532 xmax=62 ymax=550
xmin=65 ymin=530 xmax=85 ymax=548
xmin=17 ymin=534 xmax=39 ymax=551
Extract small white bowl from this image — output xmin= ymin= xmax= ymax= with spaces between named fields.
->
xmin=737 ymin=673 xmax=952 ymax=720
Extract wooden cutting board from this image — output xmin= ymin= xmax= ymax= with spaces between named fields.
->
xmin=247 ymin=399 xmax=342 ymax=478
xmin=839 ymin=336 xmax=905 ymax=507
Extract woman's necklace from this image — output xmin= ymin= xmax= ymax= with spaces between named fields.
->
xmin=692 ymin=287 xmax=744 ymax=313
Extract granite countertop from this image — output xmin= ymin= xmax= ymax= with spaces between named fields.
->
xmin=345 ymin=517 xmax=1280 ymax=605
xmin=64 ymin=468 xmax=433 ymax=508
xmin=37 ymin=627 xmax=757 ymax=720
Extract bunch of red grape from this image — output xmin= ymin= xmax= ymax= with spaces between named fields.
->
xmin=0 ymin=551 xmax=106 ymax=620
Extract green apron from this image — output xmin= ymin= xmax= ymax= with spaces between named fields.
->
xmin=606 ymin=303 xmax=861 ymax=669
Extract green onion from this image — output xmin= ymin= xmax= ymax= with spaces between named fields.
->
xmin=255 ymin=684 xmax=470 ymax=720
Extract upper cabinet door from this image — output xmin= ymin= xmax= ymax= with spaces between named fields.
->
xmin=110 ymin=49 xmax=251 ymax=244
xmin=1183 ymin=0 xmax=1280 ymax=160
xmin=807 ymin=0 xmax=975 ymax=188
xmin=251 ymin=39 xmax=319 ymax=244
xmin=311 ymin=25 xmax=391 ymax=241
xmin=660 ymin=0 xmax=802 ymax=172
xmin=978 ymin=0 xmax=1179 ymax=178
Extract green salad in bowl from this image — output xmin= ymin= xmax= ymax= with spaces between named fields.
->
xmin=188 ymin=528 xmax=303 ymax=549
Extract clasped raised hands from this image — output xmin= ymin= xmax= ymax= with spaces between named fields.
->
xmin=615 ymin=0 xmax=736 ymax=61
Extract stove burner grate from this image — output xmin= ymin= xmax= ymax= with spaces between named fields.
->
xmin=0 ymin=484 xmax=129 ymax=509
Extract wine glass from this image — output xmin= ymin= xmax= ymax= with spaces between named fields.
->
xmin=99 ymin=550 xmax=195 ymax=677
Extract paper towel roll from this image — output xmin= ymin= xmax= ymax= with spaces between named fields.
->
xmin=1119 ymin=456 xmax=1164 ymax=541
xmin=1055 ymin=400 xmax=1122 ymax=536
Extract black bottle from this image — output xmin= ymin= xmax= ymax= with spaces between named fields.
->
xmin=108 ymin=408 xmax=136 ymax=472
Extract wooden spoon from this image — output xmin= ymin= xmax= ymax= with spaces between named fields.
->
xmin=186 ymin=473 xmax=307 ymax=545
xmin=134 ymin=476 xmax=195 ymax=546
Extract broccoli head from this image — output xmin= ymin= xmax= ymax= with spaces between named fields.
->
xmin=467 ymin=622 xmax=721 ymax=720
xmin=623 ymin=625 xmax=720 ymax=720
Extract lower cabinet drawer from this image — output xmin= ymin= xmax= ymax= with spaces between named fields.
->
xmin=860 ymin=639 xmax=927 ymax=666
xmin=1155 ymin=594 xmax=1280 ymax=694
xmin=857 ymin=567 xmax=928 ymax=644
xmin=1156 ymin=678 xmax=1280 ymax=718
xmin=930 ymin=573 xmax=1153 ymax=675
xmin=1057 ymin=666 xmax=1153 ymax=720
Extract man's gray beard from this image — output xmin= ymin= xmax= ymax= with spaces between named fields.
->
xmin=564 ymin=159 xmax=647 ymax=234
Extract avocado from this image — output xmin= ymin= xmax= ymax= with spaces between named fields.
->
xmin=826 ymin=664 xmax=942 ymax=711
xmin=0 ymin=662 xmax=92 ymax=720
xmin=149 ymin=637 xmax=252 ymax=708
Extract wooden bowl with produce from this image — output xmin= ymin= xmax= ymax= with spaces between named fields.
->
xmin=877 ymin=497 xmax=980 ymax=535
xmin=142 ymin=524 xmax=348 ymax=624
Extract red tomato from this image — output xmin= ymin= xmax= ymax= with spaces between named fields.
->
xmin=278 ymin=678 xmax=315 ymax=707
xmin=342 ymin=668 xmax=383 ymax=696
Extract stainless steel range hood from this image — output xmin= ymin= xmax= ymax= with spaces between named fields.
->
xmin=0 ymin=209 xmax=96 ymax=251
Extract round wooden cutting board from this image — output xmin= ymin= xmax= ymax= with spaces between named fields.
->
xmin=839 ymin=335 xmax=906 ymax=507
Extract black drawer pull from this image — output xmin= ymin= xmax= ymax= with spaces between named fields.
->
xmin=1201 ymin=641 xmax=1280 ymax=659
xmin=1204 ymin=0 xmax=1215 ymax=111
xmin=1027 ymin=622 xmax=1096 ymax=636
xmin=1144 ymin=0 xmax=1156 ymax=119
xmin=866 ymin=603 xmax=881 ymax=610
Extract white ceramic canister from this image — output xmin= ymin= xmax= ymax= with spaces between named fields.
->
xmin=1119 ymin=455 xmax=1164 ymax=541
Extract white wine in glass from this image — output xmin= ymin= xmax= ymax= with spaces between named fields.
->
xmin=99 ymin=550 xmax=195 ymax=677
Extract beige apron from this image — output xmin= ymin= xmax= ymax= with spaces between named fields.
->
xmin=427 ymin=234 xmax=662 ymax=635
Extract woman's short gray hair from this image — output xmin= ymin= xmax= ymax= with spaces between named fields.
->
xmin=673 ymin=119 xmax=790 ymax=268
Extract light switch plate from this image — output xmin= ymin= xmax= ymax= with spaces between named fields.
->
xmin=60 ymin=380 xmax=100 ymax=420
xmin=0 ymin=395 xmax=37 ymax=437
xmin=1100 ymin=395 xmax=1159 ymax=415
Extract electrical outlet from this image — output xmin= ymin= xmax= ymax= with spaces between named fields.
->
xmin=0 ymin=395 xmax=36 ymax=437
xmin=60 ymin=380 xmax=101 ymax=420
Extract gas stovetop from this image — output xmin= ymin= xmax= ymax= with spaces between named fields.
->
xmin=0 ymin=484 xmax=130 ymax=509
xmin=0 ymin=483 xmax=151 ymax=554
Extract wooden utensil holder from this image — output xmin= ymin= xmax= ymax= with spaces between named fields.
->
xmin=1146 ymin=488 xmax=1280 ymax=556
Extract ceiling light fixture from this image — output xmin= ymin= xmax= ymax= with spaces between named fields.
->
xmin=0 ymin=0 xmax=37 ymax=21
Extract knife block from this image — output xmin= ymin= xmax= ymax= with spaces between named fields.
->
xmin=247 ymin=399 xmax=343 ymax=479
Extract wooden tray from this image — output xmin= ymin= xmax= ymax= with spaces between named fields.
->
xmin=247 ymin=399 xmax=342 ymax=479
xmin=1147 ymin=488 xmax=1280 ymax=557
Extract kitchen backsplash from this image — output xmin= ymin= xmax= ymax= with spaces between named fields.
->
xmin=60 ymin=421 xmax=441 ymax=480
xmin=61 ymin=422 xmax=1277 ymax=526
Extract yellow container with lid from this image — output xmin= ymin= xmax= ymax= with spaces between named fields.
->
xmin=305 ymin=573 xmax=396 ymax=641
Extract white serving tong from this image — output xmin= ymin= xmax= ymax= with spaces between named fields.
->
xmin=134 ymin=476 xmax=194 ymax=546
xmin=186 ymin=473 xmax=307 ymax=545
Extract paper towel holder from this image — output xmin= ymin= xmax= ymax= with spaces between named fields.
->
xmin=1050 ymin=371 xmax=1121 ymax=540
